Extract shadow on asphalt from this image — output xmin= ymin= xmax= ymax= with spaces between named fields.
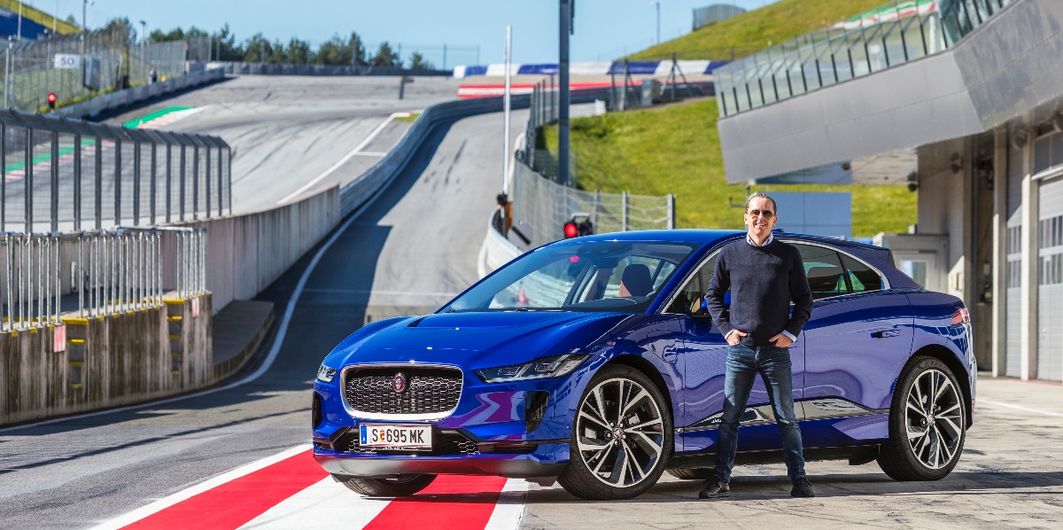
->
xmin=359 ymin=470 xmax=1063 ymax=505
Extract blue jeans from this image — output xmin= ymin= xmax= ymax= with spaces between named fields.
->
xmin=714 ymin=342 xmax=806 ymax=483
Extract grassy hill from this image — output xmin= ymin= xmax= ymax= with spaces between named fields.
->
xmin=542 ymin=99 xmax=916 ymax=237
xmin=628 ymin=0 xmax=886 ymax=60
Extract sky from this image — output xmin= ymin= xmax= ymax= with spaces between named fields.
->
xmin=40 ymin=0 xmax=780 ymax=67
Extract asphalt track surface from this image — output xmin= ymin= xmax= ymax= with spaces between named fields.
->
xmin=0 ymin=82 xmax=526 ymax=527
xmin=2 ymin=76 xmax=460 ymax=232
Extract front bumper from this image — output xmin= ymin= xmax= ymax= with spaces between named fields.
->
xmin=312 ymin=362 xmax=594 ymax=478
xmin=315 ymin=445 xmax=569 ymax=478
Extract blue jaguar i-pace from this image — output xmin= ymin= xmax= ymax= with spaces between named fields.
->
xmin=312 ymin=230 xmax=975 ymax=500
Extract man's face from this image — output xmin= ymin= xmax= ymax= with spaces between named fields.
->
xmin=744 ymin=196 xmax=777 ymax=240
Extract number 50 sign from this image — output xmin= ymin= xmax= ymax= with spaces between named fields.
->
xmin=54 ymin=54 xmax=82 ymax=69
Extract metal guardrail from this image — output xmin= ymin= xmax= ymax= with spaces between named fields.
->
xmin=0 ymin=109 xmax=232 ymax=234
xmin=0 ymin=226 xmax=206 ymax=332
xmin=210 ymin=61 xmax=451 ymax=77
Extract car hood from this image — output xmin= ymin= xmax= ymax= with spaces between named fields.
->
xmin=326 ymin=311 xmax=630 ymax=370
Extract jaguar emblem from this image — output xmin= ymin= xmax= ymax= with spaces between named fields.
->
xmin=391 ymin=372 xmax=407 ymax=394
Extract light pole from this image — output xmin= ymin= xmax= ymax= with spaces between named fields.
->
xmin=653 ymin=1 xmax=661 ymax=45
xmin=559 ymin=0 xmax=573 ymax=187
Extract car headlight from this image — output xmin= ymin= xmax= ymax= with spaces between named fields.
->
xmin=477 ymin=354 xmax=589 ymax=383
xmin=316 ymin=364 xmax=337 ymax=383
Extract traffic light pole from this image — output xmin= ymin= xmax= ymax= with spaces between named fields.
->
xmin=559 ymin=0 xmax=572 ymax=187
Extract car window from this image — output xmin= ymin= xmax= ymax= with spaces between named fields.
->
xmin=794 ymin=244 xmax=848 ymax=300
xmin=444 ymin=241 xmax=697 ymax=313
xmin=593 ymin=255 xmax=676 ymax=299
xmin=489 ymin=256 xmax=576 ymax=309
xmin=665 ymin=254 xmax=717 ymax=315
xmin=840 ymin=254 xmax=884 ymax=293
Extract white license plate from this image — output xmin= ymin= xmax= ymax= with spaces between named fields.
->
xmin=359 ymin=424 xmax=433 ymax=449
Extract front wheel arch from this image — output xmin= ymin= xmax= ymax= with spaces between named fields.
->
xmin=604 ymin=355 xmax=677 ymax=428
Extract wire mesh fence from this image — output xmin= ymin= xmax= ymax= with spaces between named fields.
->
xmin=512 ymin=162 xmax=674 ymax=248
xmin=1 ymin=28 xmax=190 ymax=114
xmin=510 ymin=71 xmax=675 ymax=247
xmin=0 ymin=109 xmax=232 ymax=234
xmin=0 ymin=226 xmax=206 ymax=332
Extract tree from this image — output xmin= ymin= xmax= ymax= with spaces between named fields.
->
xmin=313 ymin=34 xmax=351 ymax=65
xmin=212 ymin=24 xmax=243 ymax=61
xmin=285 ymin=37 xmax=312 ymax=64
xmin=370 ymin=42 xmax=399 ymax=67
xmin=243 ymin=33 xmax=274 ymax=63
xmin=101 ymin=17 xmax=136 ymax=45
xmin=347 ymin=32 xmax=367 ymax=66
xmin=409 ymin=52 xmax=433 ymax=71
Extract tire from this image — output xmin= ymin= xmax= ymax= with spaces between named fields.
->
xmin=338 ymin=474 xmax=437 ymax=497
xmin=877 ymin=356 xmax=967 ymax=481
xmin=666 ymin=468 xmax=714 ymax=480
xmin=558 ymin=364 xmax=673 ymax=500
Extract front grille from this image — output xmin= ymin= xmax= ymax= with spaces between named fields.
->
xmin=334 ymin=428 xmax=480 ymax=456
xmin=343 ymin=366 xmax=462 ymax=415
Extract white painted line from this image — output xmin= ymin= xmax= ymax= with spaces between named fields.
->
xmin=277 ymin=114 xmax=399 ymax=205
xmin=352 ymin=151 xmax=388 ymax=157
xmin=0 ymin=164 xmax=383 ymax=435
xmin=237 ymin=476 xmax=393 ymax=529
xmin=91 ymin=444 xmax=310 ymax=530
xmin=979 ymin=398 xmax=1063 ymax=418
xmin=484 ymin=478 xmax=528 ymax=530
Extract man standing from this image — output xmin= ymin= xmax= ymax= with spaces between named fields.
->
xmin=699 ymin=192 xmax=815 ymax=499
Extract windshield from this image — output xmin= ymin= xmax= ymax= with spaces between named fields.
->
xmin=443 ymin=241 xmax=697 ymax=313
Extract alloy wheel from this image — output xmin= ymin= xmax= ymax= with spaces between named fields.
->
xmin=903 ymin=368 xmax=964 ymax=470
xmin=575 ymin=377 xmax=666 ymax=488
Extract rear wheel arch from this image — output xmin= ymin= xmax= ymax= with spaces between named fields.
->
xmin=902 ymin=345 xmax=973 ymax=428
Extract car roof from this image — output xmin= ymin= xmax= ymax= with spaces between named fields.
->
xmin=570 ymin=229 xmax=743 ymax=246
xmin=561 ymin=229 xmax=917 ymax=289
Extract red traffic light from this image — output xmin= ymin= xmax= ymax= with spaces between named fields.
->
xmin=563 ymin=221 xmax=579 ymax=238
xmin=47 ymin=92 xmax=57 ymax=109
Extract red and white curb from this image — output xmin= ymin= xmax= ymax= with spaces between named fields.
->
xmin=92 ymin=445 xmax=527 ymax=530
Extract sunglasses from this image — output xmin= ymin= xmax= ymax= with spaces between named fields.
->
xmin=747 ymin=209 xmax=775 ymax=219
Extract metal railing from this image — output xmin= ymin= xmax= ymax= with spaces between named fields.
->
xmin=714 ymin=0 xmax=1014 ymax=117
xmin=1 ymin=29 xmax=190 ymax=114
xmin=0 ymin=109 xmax=232 ymax=233
xmin=0 ymin=226 xmax=206 ymax=332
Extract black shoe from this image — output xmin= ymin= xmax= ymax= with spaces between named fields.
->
xmin=791 ymin=476 xmax=816 ymax=498
xmin=698 ymin=478 xmax=730 ymax=499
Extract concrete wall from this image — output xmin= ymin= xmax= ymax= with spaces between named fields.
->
xmin=54 ymin=68 xmax=226 ymax=120
xmin=0 ymin=294 xmax=212 ymax=426
xmin=178 ymin=187 xmax=341 ymax=313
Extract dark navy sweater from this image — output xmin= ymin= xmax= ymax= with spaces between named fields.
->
xmin=705 ymin=238 xmax=813 ymax=346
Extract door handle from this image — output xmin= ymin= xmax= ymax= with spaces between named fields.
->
xmin=663 ymin=344 xmax=679 ymax=363
xmin=871 ymin=329 xmax=902 ymax=339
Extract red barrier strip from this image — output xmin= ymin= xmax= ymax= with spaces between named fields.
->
xmin=123 ymin=449 xmax=328 ymax=530
xmin=364 ymin=475 xmax=508 ymax=530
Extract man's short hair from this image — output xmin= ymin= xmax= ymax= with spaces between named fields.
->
xmin=745 ymin=192 xmax=778 ymax=214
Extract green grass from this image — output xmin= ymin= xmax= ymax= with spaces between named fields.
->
xmin=628 ymin=0 xmax=887 ymax=60
xmin=542 ymin=99 xmax=916 ymax=237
